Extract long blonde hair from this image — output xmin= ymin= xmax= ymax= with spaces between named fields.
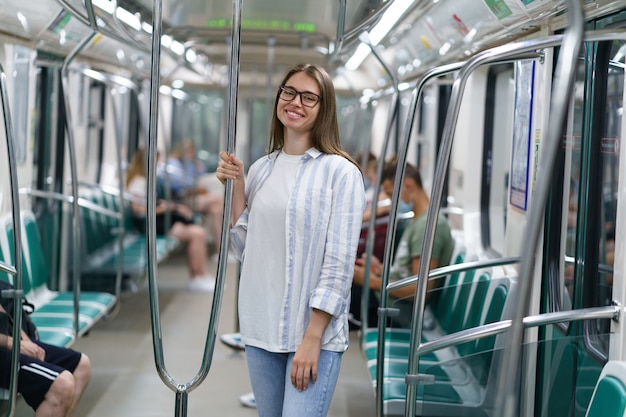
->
xmin=269 ymin=63 xmax=358 ymax=168
xmin=126 ymin=148 xmax=146 ymax=188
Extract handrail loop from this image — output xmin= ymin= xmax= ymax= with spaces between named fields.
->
xmin=0 ymin=61 xmax=25 ymax=417
xmin=374 ymin=59 xmax=465 ymax=417
xmin=60 ymin=0 xmax=99 ymax=339
xmin=144 ymin=0 xmax=242 ymax=415
xmin=358 ymin=32 xmax=401 ymax=349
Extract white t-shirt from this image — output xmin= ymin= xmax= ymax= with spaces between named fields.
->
xmin=238 ymin=151 xmax=301 ymax=352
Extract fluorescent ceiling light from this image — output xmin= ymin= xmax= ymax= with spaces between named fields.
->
xmin=344 ymin=0 xmax=415 ymax=70
xmin=345 ymin=43 xmax=370 ymax=71
xmin=92 ymin=0 xmax=141 ymax=31
xmin=116 ymin=8 xmax=141 ymax=31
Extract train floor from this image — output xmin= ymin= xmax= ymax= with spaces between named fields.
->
xmin=14 ymin=247 xmax=376 ymax=416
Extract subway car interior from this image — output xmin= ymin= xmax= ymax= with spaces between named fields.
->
xmin=0 ymin=0 xmax=626 ymax=416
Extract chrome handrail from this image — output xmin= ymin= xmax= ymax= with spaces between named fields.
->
xmin=0 ymin=61 xmax=24 ymax=417
xmin=374 ymin=59 xmax=465 ymax=417
xmin=417 ymin=304 xmax=620 ymax=357
xmin=359 ymin=32 xmax=400 ymax=344
xmin=494 ymin=2 xmax=584 ymax=415
xmin=0 ymin=262 xmax=16 ymax=276
xmin=144 ymin=0 xmax=242 ymax=415
xmin=60 ymin=0 xmax=98 ymax=338
xmin=20 ymin=187 xmax=122 ymax=219
xmin=386 ymin=256 xmax=520 ymax=292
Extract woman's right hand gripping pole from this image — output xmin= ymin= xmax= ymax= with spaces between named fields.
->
xmin=217 ymin=151 xmax=246 ymax=227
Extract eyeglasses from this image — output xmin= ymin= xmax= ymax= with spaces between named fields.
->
xmin=278 ymin=85 xmax=321 ymax=108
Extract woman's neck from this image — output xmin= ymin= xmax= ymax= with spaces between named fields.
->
xmin=283 ymin=133 xmax=311 ymax=155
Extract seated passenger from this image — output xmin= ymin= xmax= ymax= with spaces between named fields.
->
xmin=0 ymin=304 xmax=91 ymax=417
xmin=163 ymin=140 xmax=224 ymax=259
xmin=352 ymin=161 xmax=455 ymax=328
xmin=126 ymin=147 xmax=215 ymax=292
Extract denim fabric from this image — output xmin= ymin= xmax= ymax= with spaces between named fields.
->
xmin=245 ymin=345 xmax=342 ymax=417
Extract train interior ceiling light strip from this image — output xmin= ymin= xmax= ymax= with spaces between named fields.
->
xmin=345 ymin=0 xmax=416 ymax=71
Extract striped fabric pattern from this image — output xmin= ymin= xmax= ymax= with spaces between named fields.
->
xmin=230 ymin=148 xmax=365 ymax=352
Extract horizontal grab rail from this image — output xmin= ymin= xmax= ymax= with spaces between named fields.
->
xmin=417 ymin=304 xmax=620 ymax=357
xmin=387 ymin=256 xmax=521 ymax=292
xmin=0 ymin=261 xmax=16 ymax=276
xmin=20 ymin=188 xmax=121 ymax=219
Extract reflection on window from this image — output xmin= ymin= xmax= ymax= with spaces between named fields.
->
xmin=171 ymin=89 xmax=223 ymax=170
xmin=11 ymin=46 xmax=31 ymax=165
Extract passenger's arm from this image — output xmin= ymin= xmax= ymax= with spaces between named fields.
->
xmin=291 ymin=308 xmax=332 ymax=391
xmin=386 ymin=256 xmax=439 ymax=300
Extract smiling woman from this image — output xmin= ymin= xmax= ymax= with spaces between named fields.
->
xmin=216 ymin=63 xmax=365 ymax=417
xmin=2 ymin=1 xmax=626 ymax=417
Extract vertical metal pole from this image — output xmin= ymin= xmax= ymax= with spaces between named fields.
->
xmin=144 ymin=0 xmax=243 ymax=415
xmin=0 ymin=61 xmax=24 ymax=417
xmin=494 ymin=2 xmax=583 ymax=416
xmin=60 ymin=0 xmax=98 ymax=337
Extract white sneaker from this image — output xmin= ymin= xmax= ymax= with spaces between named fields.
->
xmin=239 ymin=392 xmax=256 ymax=408
xmin=220 ymin=332 xmax=245 ymax=351
xmin=188 ymin=276 xmax=215 ymax=292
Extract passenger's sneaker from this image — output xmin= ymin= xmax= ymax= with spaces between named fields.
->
xmin=239 ymin=392 xmax=256 ymax=408
xmin=188 ymin=276 xmax=216 ymax=292
xmin=220 ymin=332 xmax=245 ymax=351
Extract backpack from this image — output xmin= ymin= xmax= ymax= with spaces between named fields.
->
xmin=0 ymin=280 xmax=39 ymax=340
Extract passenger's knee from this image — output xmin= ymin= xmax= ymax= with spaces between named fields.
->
xmin=40 ymin=371 xmax=75 ymax=412
xmin=192 ymin=225 xmax=207 ymax=241
xmin=75 ymin=354 xmax=92 ymax=384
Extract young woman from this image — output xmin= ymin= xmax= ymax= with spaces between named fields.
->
xmin=216 ymin=63 xmax=365 ymax=416
xmin=126 ymin=148 xmax=215 ymax=292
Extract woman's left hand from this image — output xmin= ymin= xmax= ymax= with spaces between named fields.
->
xmin=290 ymin=335 xmax=321 ymax=392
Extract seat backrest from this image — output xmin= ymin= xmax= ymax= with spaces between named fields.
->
xmin=586 ymin=361 xmax=626 ymax=417
xmin=22 ymin=212 xmax=50 ymax=291
xmin=2 ymin=215 xmax=33 ymax=295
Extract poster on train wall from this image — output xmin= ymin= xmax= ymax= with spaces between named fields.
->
xmin=510 ymin=60 xmax=535 ymax=211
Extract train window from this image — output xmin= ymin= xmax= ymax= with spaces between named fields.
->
xmin=84 ymin=80 xmax=106 ymax=183
xmin=337 ymin=94 xmax=371 ymax=157
xmin=10 ymin=45 xmax=31 ymax=166
xmin=170 ymin=89 xmax=223 ymax=169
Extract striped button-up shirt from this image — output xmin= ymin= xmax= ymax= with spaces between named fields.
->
xmin=230 ymin=148 xmax=365 ymax=352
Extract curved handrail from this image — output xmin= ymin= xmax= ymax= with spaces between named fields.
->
xmin=54 ymin=0 xmax=151 ymax=54
xmin=60 ymin=0 xmax=98 ymax=338
xmin=399 ymin=23 xmax=626 ymax=417
xmin=0 ymin=61 xmax=25 ymax=417
xmin=400 ymin=34 xmax=568 ymax=417
xmin=374 ymin=59 xmax=465 ymax=417
xmin=332 ymin=0 xmax=394 ymax=57
xmin=143 ymin=0 xmax=242 ymax=415
xmin=418 ymin=304 xmax=620 ymax=357
xmin=494 ymin=2 xmax=584 ymax=415
xmin=358 ymin=32 xmax=400 ymax=343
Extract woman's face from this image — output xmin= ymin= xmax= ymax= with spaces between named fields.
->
xmin=276 ymin=72 xmax=321 ymax=136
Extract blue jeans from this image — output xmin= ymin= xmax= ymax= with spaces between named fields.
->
xmin=245 ymin=345 xmax=342 ymax=417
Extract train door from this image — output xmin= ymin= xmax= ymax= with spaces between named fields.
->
xmin=31 ymin=60 xmax=67 ymax=290
xmin=533 ymin=18 xmax=624 ymax=417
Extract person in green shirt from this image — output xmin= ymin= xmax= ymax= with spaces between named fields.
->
xmin=352 ymin=161 xmax=455 ymax=327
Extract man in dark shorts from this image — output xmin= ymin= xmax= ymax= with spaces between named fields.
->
xmin=0 ymin=305 xmax=91 ymax=416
